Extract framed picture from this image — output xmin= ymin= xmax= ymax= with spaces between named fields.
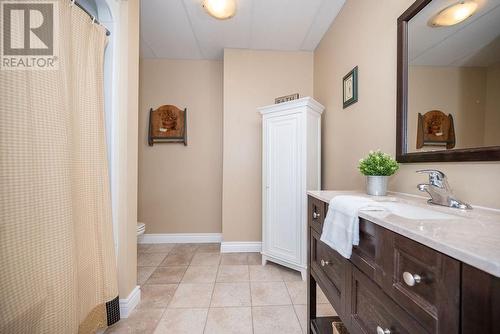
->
xmin=148 ymin=105 xmax=187 ymax=146
xmin=343 ymin=66 xmax=358 ymax=108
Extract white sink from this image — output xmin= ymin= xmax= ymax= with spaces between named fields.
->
xmin=368 ymin=202 xmax=458 ymax=220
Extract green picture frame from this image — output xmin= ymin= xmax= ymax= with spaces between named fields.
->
xmin=343 ymin=66 xmax=358 ymax=109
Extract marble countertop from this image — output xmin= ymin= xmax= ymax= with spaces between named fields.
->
xmin=307 ymin=190 xmax=500 ymax=278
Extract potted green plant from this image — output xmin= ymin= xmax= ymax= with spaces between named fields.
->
xmin=358 ymin=150 xmax=399 ymax=196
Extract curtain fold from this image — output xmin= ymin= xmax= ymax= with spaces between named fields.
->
xmin=0 ymin=1 xmax=119 ymax=333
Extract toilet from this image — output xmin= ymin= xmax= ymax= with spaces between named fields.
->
xmin=137 ymin=222 xmax=145 ymax=237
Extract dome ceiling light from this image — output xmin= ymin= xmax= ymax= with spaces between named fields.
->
xmin=202 ymin=0 xmax=236 ymax=20
xmin=430 ymin=1 xmax=478 ymax=27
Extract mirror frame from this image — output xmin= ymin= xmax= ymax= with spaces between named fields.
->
xmin=396 ymin=0 xmax=500 ymax=163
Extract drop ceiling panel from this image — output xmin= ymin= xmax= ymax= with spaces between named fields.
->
xmin=300 ymin=0 xmax=346 ymax=50
xmin=140 ymin=0 xmax=345 ymax=60
xmin=140 ymin=0 xmax=202 ymax=59
xmin=249 ymin=0 xmax=324 ymax=51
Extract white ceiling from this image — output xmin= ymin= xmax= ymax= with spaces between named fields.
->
xmin=409 ymin=0 xmax=500 ymax=67
xmin=140 ymin=0 xmax=345 ymax=60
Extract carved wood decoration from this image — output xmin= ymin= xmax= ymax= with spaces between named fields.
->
xmin=148 ymin=105 xmax=187 ymax=146
xmin=416 ymin=110 xmax=455 ymax=149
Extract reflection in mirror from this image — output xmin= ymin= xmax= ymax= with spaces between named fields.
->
xmin=407 ymin=0 xmax=500 ymax=153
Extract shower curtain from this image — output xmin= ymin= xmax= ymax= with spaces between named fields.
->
xmin=0 ymin=2 xmax=119 ymax=333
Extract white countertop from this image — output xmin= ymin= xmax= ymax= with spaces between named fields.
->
xmin=307 ymin=190 xmax=500 ymax=278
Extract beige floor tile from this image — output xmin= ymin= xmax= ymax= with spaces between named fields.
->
xmin=279 ymin=266 xmax=303 ymax=282
xmin=285 ymin=281 xmax=307 ymax=305
xmin=204 ymin=307 xmax=253 ymax=334
xmin=169 ymin=283 xmax=214 ymax=308
xmin=153 ymin=308 xmax=208 ymax=334
xmin=160 ymin=252 xmax=194 ymax=266
xmin=190 ymin=252 xmax=221 ymax=266
xmin=143 ymin=244 xmax=175 ymax=253
xmin=249 ymin=264 xmax=283 ymax=281
xmin=252 ymin=305 xmax=302 ymax=334
xmin=137 ymin=244 xmax=151 ymax=253
xmin=137 ymin=284 xmax=177 ymax=309
xmin=146 ymin=266 xmax=187 ymax=284
xmin=317 ymin=302 xmax=337 ymax=316
xmin=211 ymin=283 xmax=251 ymax=307
xmin=292 ymin=303 xmax=338 ymax=334
xmin=247 ymin=252 xmax=262 ymax=265
xmin=317 ymin=284 xmax=329 ymax=304
xmin=137 ymin=267 xmax=156 ymax=286
xmin=137 ymin=253 xmax=167 ymax=267
xmin=181 ymin=265 xmax=218 ymax=283
xmin=170 ymin=244 xmax=199 ymax=255
xmin=217 ymin=265 xmax=250 ymax=282
xmin=220 ymin=253 xmax=248 ymax=265
xmin=293 ymin=304 xmax=307 ymax=333
xmin=196 ymin=243 xmax=221 ymax=253
xmin=250 ymin=282 xmax=291 ymax=306
xmin=106 ymin=308 xmax=164 ymax=334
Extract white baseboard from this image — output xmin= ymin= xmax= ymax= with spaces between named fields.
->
xmin=138 ymin=233 xmax=222 ymax=244
xmin=220 ymin=241 xmax=262 ymax=253
xmin=119 ymin=285 xmax=141 ymax=318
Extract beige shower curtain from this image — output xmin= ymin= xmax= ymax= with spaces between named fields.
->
xmin=0 ymin=2 xmax=119 ymax=333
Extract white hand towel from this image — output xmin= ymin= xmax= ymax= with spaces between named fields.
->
xmin=320 ymin=195 xmax=385 ymax=258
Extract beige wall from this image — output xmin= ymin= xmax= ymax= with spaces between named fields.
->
xmin=314 ymin=0 xmax=500 ymax=209
xmin=484 ymin=62 xmax=500 ymax=146
xmin=138 ymin=59 xmax=223 ymax=234
xmin=223 ymin=49 xmax=314 ymax=241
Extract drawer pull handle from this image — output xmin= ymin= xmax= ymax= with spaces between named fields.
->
xmin=313 ymin=212 xmax=320 ymax=219
xmin=403 ymin=272 xmax=422 ymax=286
xmin=320 ymin=259 xmax=330 ymax=267
xmin=376 ymin=326 xmax=391 ymax=334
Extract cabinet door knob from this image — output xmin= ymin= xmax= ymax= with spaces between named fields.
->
xmin=403 ymin=271 xmax=422 ymax=286
xmin=376 ymin=326 xmax=391 ymax=334
xmin=313 ymin=212 xmax=320 ymax=219
xmin=320 ymin=259 xmax=329 ymax=267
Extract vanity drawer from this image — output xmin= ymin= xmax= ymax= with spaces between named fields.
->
xmin=310 ymin=229 xmax=346 ymax=314
xmin=384 ymin=233 xmax=460 ymax=334
xmin=347 ymin=266 xmax=428 ymax=334
xmin=308 ymin=196 xmax=325 ymax=234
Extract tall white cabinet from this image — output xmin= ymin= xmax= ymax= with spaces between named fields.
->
xmin=259 ymin=97 xmax=324 ymax=280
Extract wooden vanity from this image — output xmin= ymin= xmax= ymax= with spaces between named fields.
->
xmin=307 ymin=195 xmax=500 ymax=334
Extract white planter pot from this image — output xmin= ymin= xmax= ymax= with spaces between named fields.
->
xmin=366 ymin=176 xmax=388 ymax=196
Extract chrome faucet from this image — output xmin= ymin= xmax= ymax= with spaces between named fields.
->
xmin=417 ymin=169 xmax=472 ymax=210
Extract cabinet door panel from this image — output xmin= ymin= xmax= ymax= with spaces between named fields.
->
xmin=348 ymin=266 xmax=428 ymax=334
xmin=265 ymin=115 xmax=302 ymax=263
xmin=462 ymin=264 xmax=500 ymax=334
xmin=384 ymin=234 xmax=460 ymax=334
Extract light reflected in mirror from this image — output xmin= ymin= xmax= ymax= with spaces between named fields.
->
xmin=407 ymin=0 xmax=500 ymax=153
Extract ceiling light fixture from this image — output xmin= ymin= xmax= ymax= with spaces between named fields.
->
xmin=202 ymin=0 xmax=236 ymax=20
xmin=430 ymin=1 xmax=478 ymax=27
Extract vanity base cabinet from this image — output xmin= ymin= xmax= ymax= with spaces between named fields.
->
xmin=307 ymin=195 xmax=497 ymax=334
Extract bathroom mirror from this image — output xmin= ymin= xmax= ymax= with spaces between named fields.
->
xmin=397 ymin=0 xmax=500 ymax=162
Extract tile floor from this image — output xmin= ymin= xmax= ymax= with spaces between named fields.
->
xmin=106 ymin=243 xmax=337 ymax=334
